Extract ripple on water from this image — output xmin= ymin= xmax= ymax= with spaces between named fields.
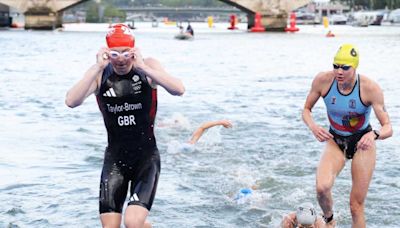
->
xmin=1 ymin=183 xmax=41 ymax=191
xmin=76 ymin=127 xmax=91 ymax=133
xmin=15 ymin=112 xmax=27 ymax=117
xmin=5 ymin=223 xmax=21 ymax=228
xmin=84 ymin=155 xmax=103 ymax=166
xmin=28 ymin=218 xmax=50 ymax=226
xmin=64 ymin=187 xmax=92 ymax=195
xmin=46 ymin=204 xmax=59 ymax=210
xmin=5 ymin=207 xmax=26 ymax=216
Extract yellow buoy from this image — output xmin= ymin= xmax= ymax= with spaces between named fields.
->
xmin=323 ymin=16 xmax=329 ymax=28
xmin=208 ymin=16 xmax=214 ymax=28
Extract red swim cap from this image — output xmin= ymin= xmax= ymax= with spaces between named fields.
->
xmin=106 ymin=24 xmax=135 ymax=48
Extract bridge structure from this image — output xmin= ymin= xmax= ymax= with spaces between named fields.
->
xmin=0 ymin=0 xmax=311 ymax=30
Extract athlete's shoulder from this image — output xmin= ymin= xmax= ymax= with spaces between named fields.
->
xmin=314 ymin=71 xmax=333 ymax=82
xmin=359 ymin=74 xmax=383 ymax=103
xmin=312 ymin=71 xmax=334 ymax=89
xmin=360 ymin=74 xmax=382 ymax=92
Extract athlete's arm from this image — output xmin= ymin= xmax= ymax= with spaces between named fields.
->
xmin=370 ymin=84 xmax=392 ymax=140
xmin=65 ymin=48 xmax=109 ymax=108
xmin=188 ymin=120 xmax=232 ymax=145
xmin=302 ymin=73 xmax=334 ymax=142
xmin=357 ymin=78 xmax=392 ymax=150
xmin=280 ymin=212 xmax=297 ymax=228
xmin=131 ymin=47 xmax=185 ymax=96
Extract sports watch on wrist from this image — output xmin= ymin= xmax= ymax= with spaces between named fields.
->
xmin=373 ymin=130 xmax=380 ymax=140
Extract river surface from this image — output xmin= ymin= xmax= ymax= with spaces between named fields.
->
xmin=0 ymin=22 xmax=399 ymax=227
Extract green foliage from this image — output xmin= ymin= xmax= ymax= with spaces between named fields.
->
xmin=104 ymin=4 xmax=126 ymax=21
xmin=85 ymin=1 xmax=99 ymax=23
xmin=81 ymin=0 xmax=227 ymax=23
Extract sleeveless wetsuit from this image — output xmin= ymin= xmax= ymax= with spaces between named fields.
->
xmin=323 ymin=75 xmax=372 ymax=159
xmin=96 ymin=64 xmax=160 ymax=213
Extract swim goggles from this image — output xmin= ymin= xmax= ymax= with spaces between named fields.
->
xmin=108 ymin=50 xmax=132 ymax=60
xmin=333 ymin=64 xmax=351 ymax=71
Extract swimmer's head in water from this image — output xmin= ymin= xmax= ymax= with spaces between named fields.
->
xmin=106 ymin=24 xmax=135 ymax=48
xmin=296 ymin=202 xmax=317 ymax=226
xmin=234 ymin=188 xmax=252 ymax=202
xmin=333 ymin=44 xmax=359 ymax=69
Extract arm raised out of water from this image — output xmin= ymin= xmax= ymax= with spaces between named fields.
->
xmin=188 ymin=120 xmax=233 ymax=145
xmin=131 ymin=47 xmax=185 ymax=96
xmin=65 ymin=47 xmax=109 ymax=108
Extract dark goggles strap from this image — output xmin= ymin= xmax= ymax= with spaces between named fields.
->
xmin=323 ymin=214 xmax=334 ymax=223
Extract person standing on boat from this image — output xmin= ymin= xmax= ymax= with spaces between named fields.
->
xmin=65 ymin=24 xmax=185 ymax=228
xmin=302 ymin=44 xmax=392 ymax=227
xmin=186 ymin=22 xmax=194 ymax=36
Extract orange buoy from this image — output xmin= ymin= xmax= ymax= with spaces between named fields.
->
xmin=326 ymin=30 xmax=335 ymax=37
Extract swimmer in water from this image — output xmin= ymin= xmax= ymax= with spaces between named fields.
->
xmin=168 ymin=119 xmax=232 ymax=153
xmin=188 ymin=119 xmax=232 ymax=144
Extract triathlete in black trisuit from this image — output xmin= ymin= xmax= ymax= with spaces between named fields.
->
xmin=66 ymin=24 xmax=185 ymax=228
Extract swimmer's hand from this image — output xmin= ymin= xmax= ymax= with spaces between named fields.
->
xmin=130 ymin=47 xmax=146 ymax=69
xmin=310 ymin=124 xmax=333 ymax=142
xmin=218 ymin=120 xmax=233 ymax=128
xmin=356 ymin=131 xmax=375 ymax=151
xmin=96 ymin=47 xmax=110 ymax=68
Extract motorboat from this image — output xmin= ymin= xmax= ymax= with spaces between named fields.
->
xmin=330 ymin=14 xmax=348 ymax=25
xmin=388 ymin=9 xmax=400 ymax=24
xmin=174 ymin=32 xmax=193 ymax=40
xmin=349 ymin=11 xmax=385 ymax=27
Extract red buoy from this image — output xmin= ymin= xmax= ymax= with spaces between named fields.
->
xmin=285 ymin=12 xmax=299 ymax=32
xmin=250 ymin=12 xmax=265 ymax=32
xmin=228 ymin=14 xmax=238 ymax=30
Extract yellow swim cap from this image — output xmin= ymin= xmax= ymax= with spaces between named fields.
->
xmin=333 ymin=44 xmax=359 ymax=69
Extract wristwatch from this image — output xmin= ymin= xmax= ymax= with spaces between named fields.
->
xmin=373 ymin=130 xmax=380 ymax=140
